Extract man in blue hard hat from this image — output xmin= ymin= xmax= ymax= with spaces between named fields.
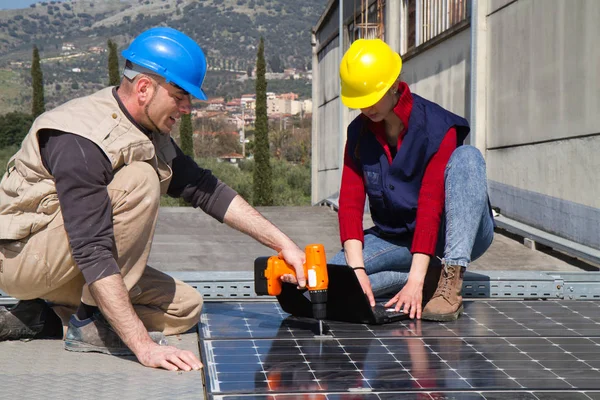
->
xmin=0 ymin=27 xmax=307 ymax=371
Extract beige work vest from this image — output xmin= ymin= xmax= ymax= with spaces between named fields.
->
xmin=0 ymin=87 xmax=176 ymax=240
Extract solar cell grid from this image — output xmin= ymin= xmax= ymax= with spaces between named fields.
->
xmin=201 ymin=301 xmax=600 ymax=399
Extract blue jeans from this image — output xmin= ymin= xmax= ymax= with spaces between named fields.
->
xmin=329 ymin=146 xmax=494 ymax=297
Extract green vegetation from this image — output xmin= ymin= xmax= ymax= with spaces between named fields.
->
xmin=0 ymin=111 xmax=33 ymax=148
xmin=0 ymin=69 xmax=24 ymax=113
xmin=160 ymin=157 xmax=310 ymax=207
xmin=107 ymin=38 xmax=119 ymax=86
xmin=252 ymin=37 xmax=272 ymax=206
xmin=0 ymin=145 xmax=18 ymax=176
xmin=203 ymin=70 xmax=311 ymax=100
xmin=31 ymin=44 xmax=44 ymax=118
xmin=179 ymin=114 xmax=193 ymax=157
xmin=0 ymin=0 xmax=323 ymax=111
xmin=1 ymin=0 xmax=317 ymax=208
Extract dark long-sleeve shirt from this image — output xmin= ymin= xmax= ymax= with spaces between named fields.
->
xmin=38 ymin=92 xmax=237 ymax=285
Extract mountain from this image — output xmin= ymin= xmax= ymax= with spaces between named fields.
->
xmin=0 ymin=0 xmax=326 ymax=111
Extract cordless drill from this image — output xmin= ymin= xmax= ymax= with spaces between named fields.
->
xmin=254 ymin=244 xmax=329 ymax=321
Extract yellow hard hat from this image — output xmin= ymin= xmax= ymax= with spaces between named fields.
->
xmin=339 ymin=39 xmax=402 ymax=109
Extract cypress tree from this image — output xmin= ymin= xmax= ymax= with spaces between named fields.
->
xmin=178 ymin=113 xmax=194 ymax=206
xmin=31 ymin=45 xmax=45 ymax=118
xmin=107 ymin=39 xmax=120 ymax=86
xmin=179 ymin=114 xmax=194 ymax=157
xmin=253 ymin=37 xmax=273 ymax=206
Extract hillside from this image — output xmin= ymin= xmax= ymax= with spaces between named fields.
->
xmin=0 ymin=0 xmax=325 ymax=111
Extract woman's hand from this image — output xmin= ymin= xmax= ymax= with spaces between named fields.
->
xmin=385 ymin=280 xmax=424 ymax=319
xmin=354 ymin=268 xmax=376 ymax=307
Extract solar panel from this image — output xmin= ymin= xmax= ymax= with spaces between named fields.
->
xmin=200 ymin=300 xmax=600 ymax=399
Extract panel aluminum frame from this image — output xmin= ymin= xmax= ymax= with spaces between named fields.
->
xmin=1 ymin=270 xmax=599 ymax=303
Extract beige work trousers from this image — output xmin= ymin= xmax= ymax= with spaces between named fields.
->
xmin=0 ymin=162 xmax=203 ymax=335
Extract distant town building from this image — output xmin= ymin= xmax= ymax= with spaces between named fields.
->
xmin=280 ymin=92 xmax=298 ymax=100
xmin=88 ymin=46 xmax=105 ymax=54
xmin=302 ymin=99 xmax=313 ymax=114
xmin=266 ymin=92 xmax=305 ymax=117
xmin=283 ymin=68 xmax=301 ymax=80
xmin=241 ymin=94 xmax=256 ymax=110
xmin=206 ymin=97 xmax=225 ymax=111
xmin=265 ymin=72 xmax=285 ymax=80
xmin=227 ymin=115 xmax=245 ymax=129
xmin=61 ymin=43 xmax=75 ymax=52
xmin=217 ymin=152 xmax=245 ymax=164
xmin=225 ymin=99 xmax=241 ymax=112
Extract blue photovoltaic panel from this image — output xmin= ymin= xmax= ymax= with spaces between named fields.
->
xmin=200 ymin=300 xmax=600 ymax=399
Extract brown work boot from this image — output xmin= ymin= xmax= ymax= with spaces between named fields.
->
xmin=422 ymin=265 xmax=442 ymax=306
xmin=64 ymin=312 xmax=167 ymax=356
xmin=421 ymin=264 xmax=465 ymax=322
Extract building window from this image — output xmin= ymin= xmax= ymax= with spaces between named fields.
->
xmin=348 ymin=0 xmax=385 ymax=43
xmin=402 ymin=0 xmax=469 ymax=54
xmin=407 ymin=0 xmax=416 ymax=51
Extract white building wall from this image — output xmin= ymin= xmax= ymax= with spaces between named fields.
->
xmin=402 ymin=29 xmax=471 ymax=122
xmin=290 ymin=101 xmax=302 ymax=115
xmin=302 ymin=99 xmax=313 ymax=114
xmin=267 ymin=98 xmax=279 ymax=115
xmin=313 ymin=37 xmax=345 ymax=203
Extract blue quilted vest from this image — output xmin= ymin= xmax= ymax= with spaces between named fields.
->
xmin=346 ymin=94 xmax=470 ymax=236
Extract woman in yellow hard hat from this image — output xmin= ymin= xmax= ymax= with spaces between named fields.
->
xmin=329 ymin=38 xmax=494 ymax=322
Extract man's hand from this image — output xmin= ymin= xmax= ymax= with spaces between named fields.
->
xmin=385 ymin=280 xmax=424 ymax=319
xmin=136 ymin=342 xmax=203 ymax=372
xmin=355 ymin=269 xmax=376 ymax=307
xmin=279 ymin=245 xmax=307 ymax=288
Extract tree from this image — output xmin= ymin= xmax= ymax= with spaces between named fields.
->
xmin=107 ymin=39 xmax=120 ymax=86
xmin=31 ymin=45 xmax=45 ymax=118
xmin=179 ymin=113 xmax=194 ymax=157
xmin=217 ymin=132 xmax=242 ymax=155
xmin=0 ymin=112 xmax=34 ymax=148
xmin=269 ymin=54 xmax=283 ymax=73
xmin=177 ymin=113 xmax=194 ymax=206
xmin=252 ymin=37 xmax=272 ymax=206
xmin=194 ymin=133 xmax=219 ymax=158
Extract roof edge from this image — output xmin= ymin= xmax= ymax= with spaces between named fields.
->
xmin=313 ymin=0 xmax=338 ymax=33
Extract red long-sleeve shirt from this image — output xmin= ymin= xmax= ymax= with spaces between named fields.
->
xmin=338 ymin=83 xmax=458 ymax=256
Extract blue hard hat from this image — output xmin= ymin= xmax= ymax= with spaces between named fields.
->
xmin=122 ymin=27 xmax=208 ymax=100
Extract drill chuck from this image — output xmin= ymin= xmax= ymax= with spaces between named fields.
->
xmin=309 ymin=289 xmax=328 ymax=320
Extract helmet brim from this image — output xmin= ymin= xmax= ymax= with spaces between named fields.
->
xmin=177 ymin=80 xmax=208 ymax=101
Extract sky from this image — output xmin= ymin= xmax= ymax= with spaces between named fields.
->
xmin=0 ymin=0 xmax=38 ymax=10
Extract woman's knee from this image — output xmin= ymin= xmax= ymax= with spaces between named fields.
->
xmin=449 ymin=145 xmax=485 ymax=170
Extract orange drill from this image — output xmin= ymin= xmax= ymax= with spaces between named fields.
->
xmin=254 ymin=244 xmax=329 ymax=321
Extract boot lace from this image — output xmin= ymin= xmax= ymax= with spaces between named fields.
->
xmin=433 ymin=265 xmax=456 ymax=300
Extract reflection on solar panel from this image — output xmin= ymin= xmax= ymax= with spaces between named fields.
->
xmin=200 ymin=301 xmax=600 ymax=399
